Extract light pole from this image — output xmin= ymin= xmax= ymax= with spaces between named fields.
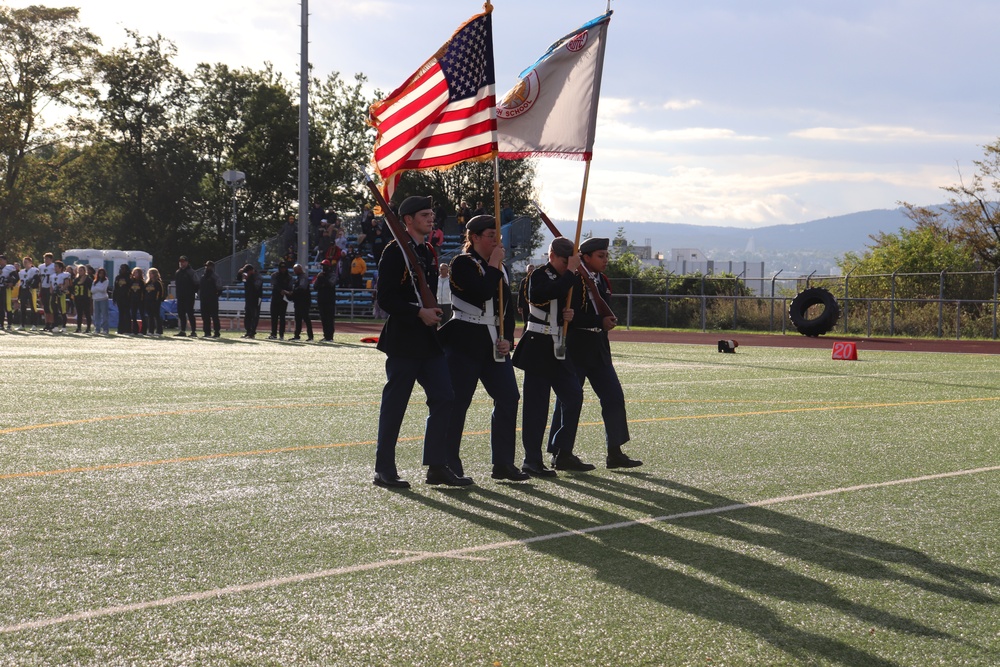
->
xmin=222 ymin=169 xmax=246 ymax=281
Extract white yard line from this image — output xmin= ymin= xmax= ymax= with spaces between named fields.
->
xmin=2 ymin=465 xmax=997 ymax=635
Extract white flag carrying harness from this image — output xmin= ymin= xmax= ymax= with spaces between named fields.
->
xmin=449 ymin=261 xmax=509 ymax=348
xmin=525 ymin=301 xmax=566 ymax=359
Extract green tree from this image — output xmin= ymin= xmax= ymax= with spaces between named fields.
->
xmin=310 ymin=71 xmax=380 ymax=215
xmin=188 ymin=63 xmax=298 ymax=257
xmin=0 ymin=4 xmax=98 ymax=256
xmin=837 ymin=217 xmax=976 ymax=298
xmin=82 ymin=30 xmax=201 ymax=262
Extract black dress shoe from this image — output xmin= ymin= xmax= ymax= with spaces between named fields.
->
xmin=373 ymin=472 xmax=411 ymax=488
xmin=607 ymin=449 xmax=643 ymax=469
xmin=491 ymin=464 xmax=530 ymax=481
xmin=521 ymin=461 xmax=557 ymax=477
xmin=551 ymin=452 xmax=596 ymax=472
xmin=425 ymin=465 xmax=474 ymax=487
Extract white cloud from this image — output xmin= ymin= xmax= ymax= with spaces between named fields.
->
xmin=663 ymin=99 xmax=702 ymax=111
xmin=790 ymin=125 xmax=968 ymax=143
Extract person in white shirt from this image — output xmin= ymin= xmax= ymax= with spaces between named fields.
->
xmin=90 ymin=267 xmax=111 ymax=334
xmin=436 ymin=262 xmax=453 ymax=323
xmin=50 ymin=261 xmax=72 ymax=333
xmin=19 ymin=256 xmax=40 ymax=330
xmin=38 ymin=252 xmax=56 ymax=331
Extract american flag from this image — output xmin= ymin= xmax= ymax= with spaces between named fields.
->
xmin=370 ymin=10 xmax=497 ymax=196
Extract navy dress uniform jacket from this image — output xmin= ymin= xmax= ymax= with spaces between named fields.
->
xmin=376 ymin=238 xmax=441 ymax=358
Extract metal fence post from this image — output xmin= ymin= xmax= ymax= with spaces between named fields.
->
xmin=938 ymin=269 xmax=947 ymax=338
xmin=700 ymin=274 xmax=707 ymax=332
xmin=769 ymin=269 xmax=782 ymax=332
xmin=890 ymin=271 xmax=897 ymax=336
xmin=994 ymin=267 xmax=1000 ymax=339
xmin=733 ymin=269 xmax=746 ymax=329
xmin=843 ymin=268 xmax=855 ymax=334
xmin=664 ymin=271 xmax=672 ymax=328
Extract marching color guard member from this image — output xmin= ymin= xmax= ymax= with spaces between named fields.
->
xmin=512 ymin=237 xmax=595 ymax=475
xmin=373 ymin=195 xmax=469 ymax=488
xmin=439 ymin=215 xmax=529 ymax=482
xmin=551 ymin=237 xmax=642 ymax=469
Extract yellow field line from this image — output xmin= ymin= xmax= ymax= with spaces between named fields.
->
xmin=2 ymin=396 xmax=997 ymax=481
xmin=0 ymin=401 xmax=380 ymax=436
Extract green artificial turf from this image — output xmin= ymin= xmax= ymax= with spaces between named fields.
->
xmin=1 ymin=331 xmax=997 ymax=666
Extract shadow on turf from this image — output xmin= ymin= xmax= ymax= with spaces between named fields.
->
xmin=406 ymin=476 xmax=996 ymax=666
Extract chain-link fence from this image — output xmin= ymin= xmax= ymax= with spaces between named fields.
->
xmin=602 ymin=269 xmax=1000 ymax=340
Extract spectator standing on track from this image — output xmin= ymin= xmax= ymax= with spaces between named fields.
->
xmin=237 ymin=264 xmax=263 ymax=339
xmin=73 ymin=265 xmax=93 ymax=333
xmin=113 ymin=264 xmax=131 ymax=335
xmin=91 ymin=268 xmax=110 ymax=334
xmin=268 ymin=262 xmax=292 ymax=340
xmin=143 ymin=267 xmax=165 ymax=336
xmin=173 ymin=256 xmax=198 ymax=337
xmin=314 ymin=259 xmax=338 ymax=342
xmin=198 ymin=261 xmax=223 ymax=338
xmin=127 ymin=267 xmax=144 ymax=334
xmin=289 ymin=263 xmax=313 ymax=341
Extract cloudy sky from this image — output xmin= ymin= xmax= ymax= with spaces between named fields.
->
xmin=16 ymin=0 xmax=1000 ymax=227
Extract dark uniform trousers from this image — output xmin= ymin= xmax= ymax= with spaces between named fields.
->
xmin=522 ymin=353 xmax=583 ymax=463
xmin=201 ymin=301 xmax=220 ymax=336
xmin=444 ymin=346 xmax=519 ymax=469
xmin=270 ymin=297 xmax=287 ymax=337
xmin=245 ymin=299 xmax=260 ymax=336
xmin=375 ymin=354 xmax=454 ymax=474
xmin=551 ymin=355 xmax=630 ymax=450
xmin=513 ymin=263 xmax=585 ymax=464
xmin=177 ymin=296 xmax=197 ymax=333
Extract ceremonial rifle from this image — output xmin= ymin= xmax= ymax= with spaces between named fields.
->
xmin=531 ymin=201 xmax=617 ymax=324
xmin=357 ymin=167 xmax=438 ymax=310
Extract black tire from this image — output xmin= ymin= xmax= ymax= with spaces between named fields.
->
xmin=789 ymin=287 xmax=840 ymax=337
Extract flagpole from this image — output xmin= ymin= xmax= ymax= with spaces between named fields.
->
xmin=492 ymin=156 xmax=504 ymax=361
xmin=556 ymin=159 xmax=591 ymax=358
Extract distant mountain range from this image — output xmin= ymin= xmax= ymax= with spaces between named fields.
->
xmin=545 ymin=207 xmax=920 ymax=274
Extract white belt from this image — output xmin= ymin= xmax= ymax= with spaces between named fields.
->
xmin=525 ymin=321 xmax=555 ymax=335
xmin=451 ymin=294 xmax=502 ymax=357
xmin=525 ymin=298 xmax=565 ymax=359
xmin=452 ymin=309 xmax=498 ymax=326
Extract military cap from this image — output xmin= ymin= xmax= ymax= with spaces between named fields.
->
xmin=179 ymin=255 xmax=189 ymax=262
xmin=549 ymin=236 xmax=574 ymax=259
xmin=398 ymin=195 xmax=434 ymax=217
xmin=466 ymin=214 xmax=496 ymax=235
xmin=240 ymin=264 xmax=255 ymax=273
xmin=579 ymin=237 xmax=609 ymax=254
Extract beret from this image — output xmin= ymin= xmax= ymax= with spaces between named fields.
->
xmin=579 ymin=237 xmax=609 ymax=254
xmin=466 ymin=214 xmax=495 ymax=234
xmin=549 ymin=237 xmax=574 ymax=259
xmin=398 ymin=195 xmax=434 ymax=217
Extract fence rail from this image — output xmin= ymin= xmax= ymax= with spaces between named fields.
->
xmin=604 ymin=269 xmax=1000 ymax=340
